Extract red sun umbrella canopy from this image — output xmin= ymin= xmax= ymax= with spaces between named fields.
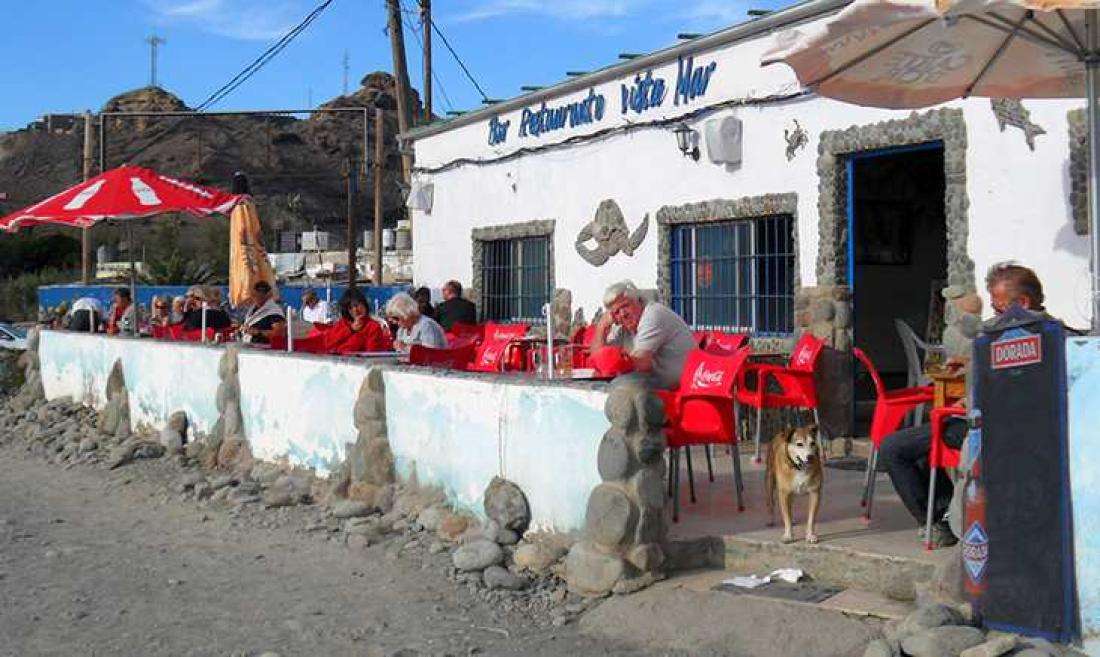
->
xmin=0 ymin=165 xmax=242 ymax=232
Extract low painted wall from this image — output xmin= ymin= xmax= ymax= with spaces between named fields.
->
xmin=1067 ymin=336 xmax=1100 ymax=654
xmin=36 ymin=330 xmax=608 ymax=534
xmin=384 ymin=369 xmax=608 ymax=533
xmin=39 ymin=330 xmax=222 ymax=434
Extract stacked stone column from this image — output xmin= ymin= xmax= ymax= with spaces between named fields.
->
xmin=10 ymin=327 xmax=45 ymax=411
xmin=345 ymin=367 xmax=396 ymax=507
xmin=564 ymin=379 xmax=668 ymax=596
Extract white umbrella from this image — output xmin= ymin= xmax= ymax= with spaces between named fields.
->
xmin=763 ymin=0 xmax=1100 ymax=330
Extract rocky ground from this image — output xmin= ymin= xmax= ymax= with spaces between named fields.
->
xmin=0 ymin=396 xmax=654 ymax=657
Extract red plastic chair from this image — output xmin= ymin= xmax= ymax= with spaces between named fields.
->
xmin=735 ymin=332 xmax=826 ymax=462
xmin=664 ymin=346 xmax=752 ymax=522
xmin=446 ymin=322 xmax=483 ymax=346
xmin=703 ymin=331 xmax=748 ymax=355
xmin=925 ymin=406 xmax=965 ymax=551
xmin=408 ymin=343 xmax=477 ymax=370
xmin=852 ymin=347 xmax=935 ymax=521
xmin=570 ymin=325 xmax=597 ymax=368
xmin=692 ymin=330 xmax=708 ymax=348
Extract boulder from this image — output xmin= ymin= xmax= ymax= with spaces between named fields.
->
xmin=514 ymin=541 xmax=567 ymax=574
xmin=862 ymin=639 xmax=900 ymax=657
xmin=452 ymin=539 xmax=503 ymax=572
xmin=564 ymin=541 xmax=625 ymax=597
xmin=437 ymin=512 xmax=470 ymax=542
xmin=900 ymin=626 xmax=986 ymax=657
xmin=166 ymin=410 xmax=189 ymax=437
xmin=959 ymin=634 xmax=1018 ymax=657
xmin=899 ymin=604 xmax=967 ymax=636
xmin=483 ymin=477 xmax=530 ymax=534
xmin=331 ymin=500 xmax=375 ymax=519
xmin=483 ymin=565 xmax=526 ymax=591
xmin=159 ymin=428 xmax=184 ymax=453
xmin=416 ymin=505 xmax=445 ymax=531
xmin=584 ymin=483 xmax=636 ymax=546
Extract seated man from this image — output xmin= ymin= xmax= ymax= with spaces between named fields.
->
xmin=879 ymin=261 xmax=1050 ymax=547
xmin=590 ymin=280 xmax=695 ymax=390
xmin=239 ymin=281 xmax=286 ymax=344
xmin=434 ymin=280 xmax=477 ymax=330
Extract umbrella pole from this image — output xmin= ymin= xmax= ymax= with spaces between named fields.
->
xmin=129 ymin=222 xmax=138 ymax=336
xmin=1089 ymin=10 xmax=1100 ymax=334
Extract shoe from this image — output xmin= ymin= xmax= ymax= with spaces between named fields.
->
xmin=930 ymin=521 xmax=958 ymax=547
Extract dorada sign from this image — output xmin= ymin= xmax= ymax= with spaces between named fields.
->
xmin=487 ymin=56 xmax=718 ymax=147
xmin=991 ymin=328 xmax=1042 ymax=369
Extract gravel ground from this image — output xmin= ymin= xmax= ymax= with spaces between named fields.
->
xmin=0 ymin=405 xmax=654 ymax=657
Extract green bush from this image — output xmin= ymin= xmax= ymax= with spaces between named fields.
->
xmin=0 ymin=268 xmax=79 ymax=322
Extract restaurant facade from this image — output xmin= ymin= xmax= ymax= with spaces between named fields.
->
xmin=402 ymin=0 xmax=1093 ymax=430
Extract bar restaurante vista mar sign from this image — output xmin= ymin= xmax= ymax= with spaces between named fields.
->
xmin=486 ymin=56 xmax=719 ymax=146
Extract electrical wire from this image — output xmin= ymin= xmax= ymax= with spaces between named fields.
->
xmin=428 ymin=14 xmax=490 ymax=102
xmin=400 ymin=9 xmax=455 ymax=114
xmin=195 ymin=0 xmax=337 ymax=111
xmin=413 ymin=89 xmax=814 ymax=175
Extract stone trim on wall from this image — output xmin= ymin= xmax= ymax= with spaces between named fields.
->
xmin=816 ymin=108 xmax=975 ymax=292
xmin=470 ymin=219 xmax=556 ymax=317
xmin=1069 ymin=109 xmax=1089 ymax=236
xmin=654 ymin=193 xmax=800 ymax=309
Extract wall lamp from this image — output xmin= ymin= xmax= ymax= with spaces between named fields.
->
xmin=673 ymin=123 xmax=700 ymax=161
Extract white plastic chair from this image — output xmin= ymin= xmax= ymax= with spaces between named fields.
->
xmin=894 ymin=319 xmax=942 ymax=428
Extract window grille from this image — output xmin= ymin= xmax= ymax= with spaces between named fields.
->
xmin=669 ymin=214 xmax=795 ymax=335
xmin=480 ymin=236 xmax=551 ymax=322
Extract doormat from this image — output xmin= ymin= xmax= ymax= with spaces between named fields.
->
xmin=712 ymin=580 xmax=844 ymax=604
xmin=824 ymin=456 xmax=885 ymax=472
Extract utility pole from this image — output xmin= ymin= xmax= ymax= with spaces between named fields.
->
xmin=345 ymin=150 xmax=359 ymax=288
xmin=373 ymin=109 xmax=384 ymax=286
xmin=145 ymin=35 xmax=165 ymax=88
xmin=384 ymin=0 xmax=414 ymax=182
xmin=81 ymin=111 xmax=94 ymax=284
xmin=421 ymin=0 xmax=432 ymax=121
xmin=343 ymin=50 xmax=350 ymax=96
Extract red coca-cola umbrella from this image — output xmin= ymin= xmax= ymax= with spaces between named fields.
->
xmin=0 ymin=164 xmax=240 ymax=232
xmin=0 ymin=165 xmax=242 ymax=335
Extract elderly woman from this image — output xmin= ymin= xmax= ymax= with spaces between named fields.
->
xmin=385 ymin=292 xmax=447 ymax=351
xmin=170 ymin=296 xmax=186 ymax=324
xmin=323 ymin=287 xmax=393 ymax=354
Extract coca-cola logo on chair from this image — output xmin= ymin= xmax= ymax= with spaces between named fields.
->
xmin=691 ymin=363 xmax=725 ymax=389
xmin=480 ymin=346 xmax=499 ymax=365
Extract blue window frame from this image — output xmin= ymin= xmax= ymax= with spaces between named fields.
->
xmin=480 ymin=236 xmax=551 ymax=323
xmin=670 ymin=214 xmax=795 ymax=335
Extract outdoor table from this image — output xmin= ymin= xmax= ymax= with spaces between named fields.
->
xmin=926 ymin=366 xmax=966 ymax=408
xmin=344 ymin=351 xmax=403 ymax=362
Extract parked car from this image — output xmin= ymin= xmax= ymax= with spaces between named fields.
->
xmin=0 ymin=323 xmax=28 ymax=351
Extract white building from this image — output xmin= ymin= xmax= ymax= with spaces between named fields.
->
xmin=402 ymin=0 xmax=1091 ymax=427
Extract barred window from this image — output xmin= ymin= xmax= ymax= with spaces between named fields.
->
xmin=669 ymin=214 xmax=795 ymax=335
xmin=480 ymin=236 xmax=551 ymax=322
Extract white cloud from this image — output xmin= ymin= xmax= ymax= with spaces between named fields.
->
xmin=146 ymin=0 xmax=307 ymax=41
xmin=452 ymin=0 xmax=651 ymax=23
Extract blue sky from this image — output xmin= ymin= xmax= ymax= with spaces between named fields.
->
xmin=0 ymin=0 xmax=789 ymax=131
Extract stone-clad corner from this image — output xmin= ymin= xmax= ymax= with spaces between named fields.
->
xmin=338 ymin=367 xmax=397 ymax=509
xmin=10 ymin=326 xmax=45 ymax=411
xmin=565 ymin=378 xmax=668 ymax=597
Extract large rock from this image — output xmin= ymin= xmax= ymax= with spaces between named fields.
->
xmin=159 ymin=428 xmax=183 ymax=453
xmin=958 ymin=634 xmax=1018 ymax=657
xmin=900 ymin=626 xmax=986 ymax=657
xmin=483 ymin=477 xmax=530 ymax=534
xmin=597 ymin=431 xmax=632 ymax=481
xmin=863 ymin=639 xmax=900 ymax=657
xmin=513 ymin=541 xmax=568 ymax=574
xmin=482 ymin=565 xmax=526 ymax=591
xmin=564 ymin=541 xmax=625 ymax=597
xmin=899 ymin=603 xmax=966 ymax=636
xmin=331 ymin=500 xmax=374 ymax=519
xmin=437 ymin=512 xmax=470 ymax=542
xmin=452 ymin=539 xmax=503 ymax=572
xmin=584 ymin=483 xmax=636 ymax=546
xmin=166 ymin=411 xmax=189 ymax=436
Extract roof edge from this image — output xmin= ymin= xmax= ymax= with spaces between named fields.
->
xmin=400 ymin=0 xmax=849 ymax=144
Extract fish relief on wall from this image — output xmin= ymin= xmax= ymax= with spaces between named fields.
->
xmin=990 ymin=98 xmax=1045 ymax=151
xmin=575 ymin=199 xmax=649 ymax=267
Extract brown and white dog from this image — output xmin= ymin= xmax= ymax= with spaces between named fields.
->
xmin=765 ymin=425 xmax=824 ymax=544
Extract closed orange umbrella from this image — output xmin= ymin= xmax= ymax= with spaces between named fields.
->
xmin=228 ymin=197 xmax=276 ymax=307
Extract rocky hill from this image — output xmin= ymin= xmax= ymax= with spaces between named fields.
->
xmin=0 ymin=73 xmax=421 ymax=253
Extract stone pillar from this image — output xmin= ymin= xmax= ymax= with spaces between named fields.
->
xmin=794 ymin=285 xmax=854 ymax=439
xmin=564 ymin=379 xmax=667 ymax=597
xmin=344 ymin=367 xmax=397 ymax=508
xmin=10 ymin=327 xmax=45 ymax=411
xmin=206 ymin=346 xmax=251 ymax=472
xmin=96 ymin=359 xmax=131 ymax=441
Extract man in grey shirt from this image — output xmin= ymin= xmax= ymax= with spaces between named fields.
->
xmin=590 ymin=280 xmax=695 ymax=389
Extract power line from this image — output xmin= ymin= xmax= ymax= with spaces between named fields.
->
xmin=427 ymin=14 xmax=489 ymax=102
xmin=400 ymin=11 xmax=454 ymax=114
xmin=195 ymin=0 xmax=336 ymax=111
